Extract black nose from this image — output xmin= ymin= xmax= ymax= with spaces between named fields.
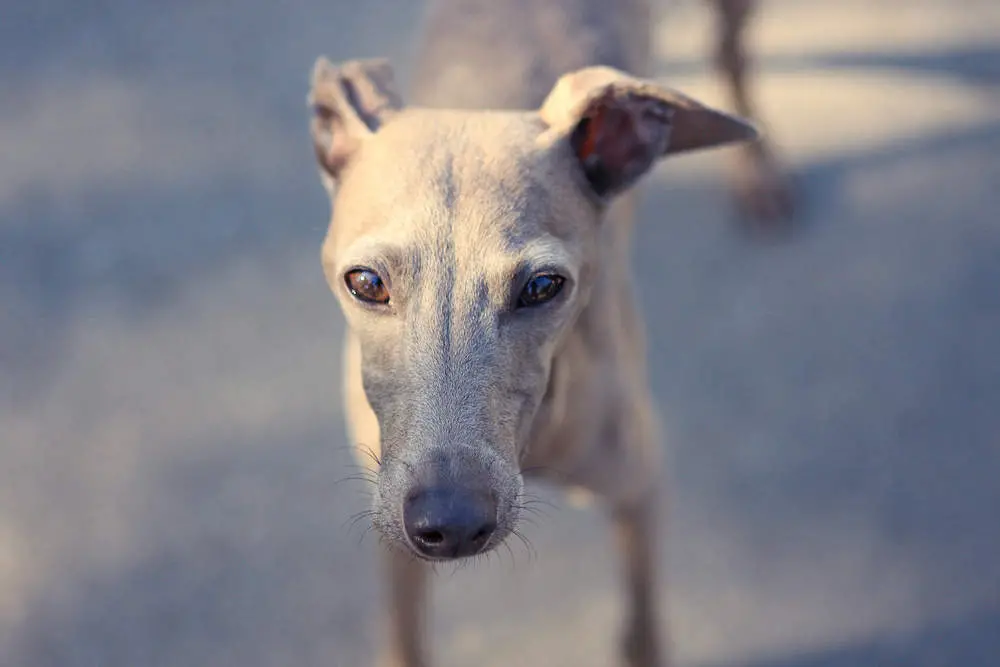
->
xmin=403 ymin=488 xmax=498 ymax=559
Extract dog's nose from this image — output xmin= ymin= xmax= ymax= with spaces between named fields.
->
xmin=403 ymin=488 xmax=497 ymax=559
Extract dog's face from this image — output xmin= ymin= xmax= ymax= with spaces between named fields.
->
xmin=310 ymin=59 xmax=756 ymax=561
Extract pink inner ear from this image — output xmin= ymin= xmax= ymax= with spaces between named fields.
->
xmin=577 ymin=104 xmax=606 ymax=161
xmin=575 ymin=95 xmax=649 ymax=175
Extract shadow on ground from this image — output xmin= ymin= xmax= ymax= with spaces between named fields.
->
xmin=5 ymin=114 xmax=999 ymax=666
xmin=715 ymin=603 xmax=1000 ymax=667
xmin=3 ymin=1 xmax=1000 ymax=666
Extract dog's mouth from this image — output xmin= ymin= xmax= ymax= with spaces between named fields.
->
xmin=401 ymin=528 xmax=505 ymax=563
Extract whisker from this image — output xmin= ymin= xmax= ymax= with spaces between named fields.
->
xmin=511 ymin=527 xmax=537 ymax=563
xmin=502 ymin=539 xmax=517 ymax=572
xmin=333 ymin=473 xmax=379 ymax=487
xmin=514 ymin=503 xmax=549 ymax=519
xmin=520 ymin=495 xmax=559 ymax=510
xmin=358 ymin=522 xmax=376 ymax=546
xmin=329 ymin=443 xmax=384 ymax=479
xmin=344 ymin=508 xmax=377 ymax=533
xmin=355 ymin=442 xmax=383 ymax=468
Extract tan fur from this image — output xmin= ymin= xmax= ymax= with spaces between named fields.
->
xmin=307 ymin=1 xmax=777 ymax=665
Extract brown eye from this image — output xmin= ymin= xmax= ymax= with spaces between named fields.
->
xmin=345 ymin=268 xmax=389 ymax=304
xmin=518 ymin=274 xmax=566 ymax=308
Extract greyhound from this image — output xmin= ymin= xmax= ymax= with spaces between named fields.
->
xmin=308 ymin=1 xmax=783 ymax=665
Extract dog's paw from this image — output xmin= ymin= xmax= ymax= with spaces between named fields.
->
xmin=376 ymin=650 xmax=428 ymax=667
xmin=376 ymin=658 xmax=427 ymax=667
xmin=622 ymin=623 xmax=667 ymax=667
xmin=729 ymin=143 xmax=796 ymax=231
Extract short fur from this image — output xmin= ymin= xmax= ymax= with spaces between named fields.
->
xmin=307 ymin=1 xmax=784 ymax=665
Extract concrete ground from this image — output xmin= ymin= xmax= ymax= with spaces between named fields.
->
xmin=2 ymin=0 xmax=999 ymax=665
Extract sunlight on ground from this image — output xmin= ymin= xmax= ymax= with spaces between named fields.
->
xmin=655 ymin=0 xmax=1000 ymax=62
xmin=2 ymin=1 xmax=998 ymax=666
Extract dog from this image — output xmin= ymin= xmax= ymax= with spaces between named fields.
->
xmin=308 ymin=1 xmax=784 ymax=665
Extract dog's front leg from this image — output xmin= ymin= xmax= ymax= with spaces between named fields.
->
xmin=379 ymin=548 xmax=429 ymax=667
xmin=614 ymin=491 xmax=668 ymax=667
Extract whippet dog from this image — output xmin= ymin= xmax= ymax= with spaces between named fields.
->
xmin=308 ymin=1 xmax=786 ymax=664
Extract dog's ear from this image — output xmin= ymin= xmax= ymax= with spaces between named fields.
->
xmin=539 ymin=66 xmax=759 ymax=198
xmin=308 ymin=57 xmax=402 ymax=189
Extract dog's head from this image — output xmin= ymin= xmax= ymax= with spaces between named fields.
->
xmin=309 ymin=57 xmax=756 ymax=561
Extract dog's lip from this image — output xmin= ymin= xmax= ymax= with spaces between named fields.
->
xmin=397 ymin=524 xmax=508 ymax=562
xmin=406 ymin=549 xmax=479 ymax=563
xmin=409 ymin=543 xmax=500 ymax=563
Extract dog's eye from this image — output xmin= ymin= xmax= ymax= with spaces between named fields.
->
xmin=518 ymin=274 xmax=565 ymax=308
xmin=345 ymin=268 xmax=390 ymax=304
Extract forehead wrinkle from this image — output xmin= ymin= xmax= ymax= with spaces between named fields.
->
xmin=400 ymin=150 xmax=461 ymax=387
xmin=450 ymin=160 xmax=552 ymax=250
xmin=358 ymin=121 xmax=463 ymax=310
xmin=334 ymin=237 xmax=404 ymax=281
xmin=516 ymin=236 xmax=577 ymax=274
xmin=446 ymin=142 xmax=568 ymax=313
xmin=368 ymin=111 xmax=560 ymax=341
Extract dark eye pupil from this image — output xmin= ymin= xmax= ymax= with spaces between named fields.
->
xmin=519 ymin=274 xmax=564 ymax=307
xmin=345 ymin=269 xmax=389 ymax=304
xmin=528 ymin=276 xmax=553 ymax=298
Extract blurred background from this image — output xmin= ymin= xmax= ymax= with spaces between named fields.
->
xmin=2 ymin=0 xmax=999 ymax=665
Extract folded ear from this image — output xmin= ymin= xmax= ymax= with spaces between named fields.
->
xmin=308 ymin=57 xmax=403 ymax=189
xmin=539 ymin=66 xmax=759 ymax=198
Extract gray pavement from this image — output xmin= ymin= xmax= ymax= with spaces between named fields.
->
xmin=2 ymin=1 xmax=999 ymax=666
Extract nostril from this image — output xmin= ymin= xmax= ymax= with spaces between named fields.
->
xmin=471 ymin=522 xmax=496 ymax=546
xmin=403 ymin=487 xmax=499 ymax=558
xmin=415 ymin=529 xmax=445 ymax=547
